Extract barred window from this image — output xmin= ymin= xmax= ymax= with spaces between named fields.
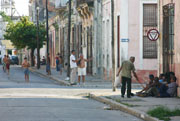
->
xmin=143 ymin=4 xmax=158 ymax=58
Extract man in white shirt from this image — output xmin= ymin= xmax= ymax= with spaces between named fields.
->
xmin=70 ymin=50 xmax=78 ymax=85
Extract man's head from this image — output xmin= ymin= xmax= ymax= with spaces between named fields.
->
xmin=130 ymin=56 xmax=135 ymax=63
xmin=159 ymin=74 xmax=165 ymax=79
xmin=24 ymin=57 xmax=27 ymax=61
xmin=80 ymin=54 xmax=84 ymax=59
xmin=170 ymin=76 xmax=177 ymax=83
xmin=149 ymin=74 xmax=154 ymax=81
xmin=71 ymin=50 xmax=75 ymax=55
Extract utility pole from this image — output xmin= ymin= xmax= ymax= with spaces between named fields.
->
xmin=111 ymin=0 xmax=116 ymax=91
xmin=46 ymin=0 xmax=49 ymax=56
xmin=36 ymin=6 xmax=40 ymax=69
xmin=67 ymin=0 xmax=72 ymax=77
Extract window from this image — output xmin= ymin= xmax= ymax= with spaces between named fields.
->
xmin=143 ymin=4 xmax=158 ymax=58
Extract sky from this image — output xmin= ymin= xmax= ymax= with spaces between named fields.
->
xmin=14 ymin=0 xmax=29 ymax=16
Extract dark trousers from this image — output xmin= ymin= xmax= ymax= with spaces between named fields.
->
xmin=121 ymin=77 xmax=132 ymax=97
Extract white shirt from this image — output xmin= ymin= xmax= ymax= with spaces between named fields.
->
xmin=70 ymin=54 xmax=77 ymax=68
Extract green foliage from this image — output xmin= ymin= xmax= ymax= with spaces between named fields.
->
xmin=147 ymin=106 xmax=180 ymax=121
xmin=0 ymin=11 xmax=12 ymax=23
xmin=4 ymin=16 xmax=46 ymax=50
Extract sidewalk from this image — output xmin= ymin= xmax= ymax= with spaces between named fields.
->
xmin=29 ymin=66 xmax=143 ymax=88
xmin=89 ymin=91 xmax=180 ymax=121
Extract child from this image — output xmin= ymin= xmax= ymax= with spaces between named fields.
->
xmin=22 ymin=57 xmax=30 ymax=82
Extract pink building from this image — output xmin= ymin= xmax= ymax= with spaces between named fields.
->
xmin=159 ymin=0 xmax=180 ymax=96
xmin=113 ymin=0 xmax=158 ymax=83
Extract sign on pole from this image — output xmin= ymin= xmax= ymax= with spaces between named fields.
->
xmin=147 ymin=29 xmax=160 ymax=41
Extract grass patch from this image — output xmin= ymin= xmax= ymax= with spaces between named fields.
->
xmin=105 ymin=96 xmax=139 ymax=107
xmin=147 ymin=106 xmax=180 ymax=121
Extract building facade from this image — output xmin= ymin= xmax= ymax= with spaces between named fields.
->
xmin=159 ymin=0 xmax=180 ymax=96
xmin=113 ymin=0 xmax=158 ymax=82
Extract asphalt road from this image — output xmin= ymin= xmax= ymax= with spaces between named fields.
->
xmin=0 ymin=66 xmax=142 ymax=121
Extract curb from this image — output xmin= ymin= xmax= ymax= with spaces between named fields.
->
xmin=89 ymin=93 xmax=159 ymax=121
xmin=29 ymin=68 xmax=71 ymax=86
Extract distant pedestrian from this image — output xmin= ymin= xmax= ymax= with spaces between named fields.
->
xmin=77 ymin=54 xmax=92 ymax=86
xmin=116 ymin=56 xmax=140 ymax=98
xmin=6 ymin=55 xmax=11 ymax=75
xmin=59 ymin=56 xmax=63 ymax=75
xmin=55 ymin=53 xmax=60 ymax=71
xmin=2 ymin=55 xmax=6 ymax=72
xmin=22 ymin=57 xmax=30 ymax=82
xmin=33 ymin=55 xmax=36 ymax=66
xmin=70 ymin=50 xmax=78 ymax=85
xmin=46 ymin=54 xmax=51 ymax=75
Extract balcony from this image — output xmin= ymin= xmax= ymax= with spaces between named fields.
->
xmin=77 ymin=0 xmax=94 ymax=7
xmin=55 ymin=0 xmax=69 ymax=9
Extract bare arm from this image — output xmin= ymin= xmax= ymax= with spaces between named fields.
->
xmin=133 ymin=71 xmax=145 ymax=88
xmin=72 ymin=58 xmax=80 ymax=63
xmin=116 ymin=66 xmax=122 ymax=76
xmin=84 ymin=57 xmax=93 ymax=62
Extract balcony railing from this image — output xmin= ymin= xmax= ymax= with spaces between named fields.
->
xmin=77 ymin=0 xmax=94 ymax=7
xmin=55 ymin=0 xmax=69 ymax=9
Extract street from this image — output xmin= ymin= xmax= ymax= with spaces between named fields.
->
xmin=0 ymin=66 xmax=142 ymax=121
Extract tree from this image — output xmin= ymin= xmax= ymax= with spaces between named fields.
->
xmin=4 ymin=17 xmax=46 ymax=66
xmin=0 ymin=11 xmax=12 ymax=23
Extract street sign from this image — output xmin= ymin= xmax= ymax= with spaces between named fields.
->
xmin=147 ymin=29 xmax=160 ymax=41
xmin=121 ymin=38 xmax=130 ymax=42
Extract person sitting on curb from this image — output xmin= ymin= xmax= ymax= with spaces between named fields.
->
xmin=137 ymin=77 xmax=161 ymax=97
xmin=158 ymin=76 xmax=178 ymax=97
xmin=136 ymin=74 xmax=155 ymax=95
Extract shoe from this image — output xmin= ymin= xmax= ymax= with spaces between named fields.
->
xmin=121 ymin=95 xmax=124 ymax=98
xmin=127 ymin=96 xmax=131 ymax=98
xmin=130 ymin=93 xmax=134 ymax=96
xmin=70 ymin=82 xmax=77 ymax=85
xmin=77 ymin=83 xmax=80 ymax=87
xmin=82 ymin=82 xmax=85 ymax=87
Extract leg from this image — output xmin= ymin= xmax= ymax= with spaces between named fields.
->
xmin=27 ymin=74 xmax=29 ymax=82
xmin=127 ymin=78 xmax=132 ymax=98
xmin=25 ymin=74 xmax=26 ymax=81
xmin=70 ymin=68 xmax=76 ymax=83
xmin=121 ymin=77 xmax=126 ymax=97
xmin=82 ymin=76 xmax=85 ymax=83
xmin=78 ymin=76 xmax=81 ymax=84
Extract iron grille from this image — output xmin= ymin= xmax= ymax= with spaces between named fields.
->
xmin=143 ymin=4 xmax=158 ymax=58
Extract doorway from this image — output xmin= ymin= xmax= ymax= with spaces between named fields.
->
xmin=163 ymin=3 xmax=175 ymax=73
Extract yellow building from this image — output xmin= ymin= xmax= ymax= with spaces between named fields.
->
xmin=1 ymin=40 xmax=16 ymax=55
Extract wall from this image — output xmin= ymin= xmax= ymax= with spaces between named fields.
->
xmin=114 ymin=0 xmax=158 ymax=83
xmin=101 ymin=0 xmax=112 ymax=80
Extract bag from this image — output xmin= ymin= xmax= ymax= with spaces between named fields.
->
xmin=114 ymin=76 xmax=121 ymax=87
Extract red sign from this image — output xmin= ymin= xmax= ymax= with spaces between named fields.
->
xmin=147 ymin=29 xmax=160 ymax=41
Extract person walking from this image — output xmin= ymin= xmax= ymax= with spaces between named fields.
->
xmin=77 ymin=54 xmax=92 ymax=86
xmin=2 ymin=55 xmax=7 ymax=72
xmin=56 ymin=53 xmax=60 ymax=72
xmin=6 ymin=55 xmax=11 ymax=75
xmin=70 ymin=50 xmax=78 ymax=85
xmin=59 ymin=56 xmax=63 ymax=75
xmin=116 ymin=56 xmax=140 ymax=98
xmin=46 ymin=54 xmax=51 ymax=75
xmin=22 ymin=57 xmax=30 ymax=82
